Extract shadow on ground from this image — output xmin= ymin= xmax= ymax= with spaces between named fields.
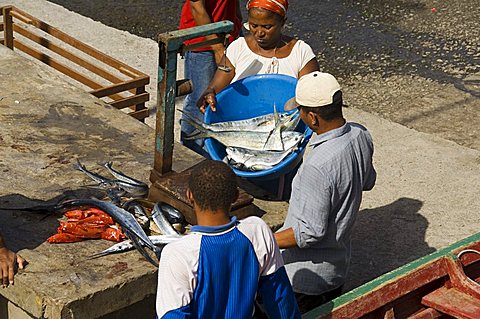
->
xmin=348 ymin=197 xmax=435 ymax=290
xmin=0 ymin=189 xmax=105 ymax=252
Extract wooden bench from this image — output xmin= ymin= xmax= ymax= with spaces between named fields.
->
xmin=0 ymin=5 xmax=150 ymax=121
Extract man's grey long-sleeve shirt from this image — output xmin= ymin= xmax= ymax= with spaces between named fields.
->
xmin=281 ymin=122 xmax=376 ymax=295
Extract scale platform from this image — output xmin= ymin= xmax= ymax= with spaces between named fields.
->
xmin=149 ymin=161 xmax=262 ymax=225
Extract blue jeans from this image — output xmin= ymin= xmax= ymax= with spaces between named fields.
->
xmin=181 ymin=50 xmax=217 ymax=157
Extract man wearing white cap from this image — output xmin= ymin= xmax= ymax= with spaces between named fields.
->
xmin=274 ymin=71 xmax=377 ymax=313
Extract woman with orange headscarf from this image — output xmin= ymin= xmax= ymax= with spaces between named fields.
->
xmin=198 ymin=0 xmax=320 ymax=112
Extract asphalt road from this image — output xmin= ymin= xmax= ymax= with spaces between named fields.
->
xmin=48 ymin=0 xmax=480 ymax=150
xmin=48 ymin=0 xmax=479 ymax=79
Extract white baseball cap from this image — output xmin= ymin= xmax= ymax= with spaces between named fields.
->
xmin=284 ymin=72 xmax=342 ymax=111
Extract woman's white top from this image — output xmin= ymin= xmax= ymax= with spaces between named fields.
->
xmin=226 ymin=37 xmax=316 ymax=82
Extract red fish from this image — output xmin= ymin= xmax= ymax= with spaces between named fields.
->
xmin=101 ymin=226 xmax=127 ymax=242
xmin=58 ymin=221 xmax=107 ymax=238
xmin=49 ymin=207 xmax=126 ymax=243
xmin=47 ymin=233 xmax=83 ymax=243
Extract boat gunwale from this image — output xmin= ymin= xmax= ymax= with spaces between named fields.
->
xmin=303 ymin=232 xmax=480 ymax=319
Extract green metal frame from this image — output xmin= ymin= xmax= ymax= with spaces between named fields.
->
xmin=303 ymin=231 xmax=480 ymax=318
xmin=153 ymin=21 xmax=234 ymax=176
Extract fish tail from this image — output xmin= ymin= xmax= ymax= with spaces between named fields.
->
xmin=285 ymin=110 xmax=298 ymax=122
xmin=97 ymin=160 xmax=112 ymax=169
xmin=176 ymin=108 xmax=191 ymax=118
xmin=75 ymin=160 xmax=113 ymax=183
xmin=273 ymin=103 xmax=279 ymax=124
xmin=272 ymin=104 xmax=287 ymax=134
xmin=74 ymin=159 xmax=86 ymax=172
xmin=105 ymin=163 xmax=147 ymax=187
xmin=180 ymin=119 xmax=210 ymax=140
xmin=102 ymin=161 xmax=115 ymax=177
xmin=263 ymin=127 xmax=284 ymax=151
xmin=283 ymin=113 xmax=299 ymax=130
xmin=177 ymin=109 xmax=204 ymax=126
xmin=75 ymin=159 xmax=94 ymax=175
xmin=179 ymin=117 xmax=207 ymax=132
xmin=182 ymin=131 xmax=209 ymax=140
xmin=126 ymin=230 xmax=159 ymax=267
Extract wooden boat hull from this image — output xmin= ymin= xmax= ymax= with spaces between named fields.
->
xmin=304 ymin=232 xmax=480 ymax=319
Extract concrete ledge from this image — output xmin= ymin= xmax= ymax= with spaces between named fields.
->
xmin=0 ymin=45 xmax=200 ymax=318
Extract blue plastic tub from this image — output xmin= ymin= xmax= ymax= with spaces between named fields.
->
xmin=204 ymin=74 xmax=312 ymax=182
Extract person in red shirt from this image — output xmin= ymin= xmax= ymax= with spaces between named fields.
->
xmin=179 ymin=0 xmax=242 ymax=156
xmin=196 ymin=0 xmax=319 ymax=113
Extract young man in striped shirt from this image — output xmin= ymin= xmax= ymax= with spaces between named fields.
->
xmin=156 ymin=160 xmax=300 ymax=318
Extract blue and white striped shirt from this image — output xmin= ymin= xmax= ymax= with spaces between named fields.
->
xmin=280 ymin=122 xmax=376 ymax=295
xmin=156 ymin=216 xmax=300 ymax=318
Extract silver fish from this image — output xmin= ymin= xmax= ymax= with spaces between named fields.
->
xmin=105 ymin=189 xmax=125 ymax=206
xmin=75 ymin=160 xmax=116 ymax=187
xmin=112 ymin=180 xmax=148 ymax=198
xmin=0 ymin=196 xmax=73 ymax=215
xmin=159 ymin=203 xmax=185 ymax=224
xmin=178 ymin=108 xmax=299 ymax=133
xmin=76 ymin=160 xmax=148 ymax=198
xmin=102 ymin=162 xmax=148 ymax=187
xmin=122 ymin=199 xmax=150 ymax=230
xmin=226 ymin=146 xmax=296 ymax=171
xmin=283 ymin=111 xmax=301 ymax=131
xmin=87 ymin=234 xmax=182 ymax=259
xmin=182 ymin=118 xmax=302 ymax=151
xmin=60 ymin=199 xmax=161 ymax=266
xmin=152 ymin=203 xmax=179 ymax=236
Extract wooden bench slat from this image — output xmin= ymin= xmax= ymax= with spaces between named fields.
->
xmin=2 ymin=5 xmax=151 ymax=121
xmin=109 ymin=92 xmax=149 ymax=110
xmin=14 ymin=23 xmax=124 ymax=85
xmin=14 ymin=40 xmax=102 ymax=91
xmin=90 ymin=77 xmax=149 ymax=98
xmin=128 ymin=108 xmax=150 ymax=121
xmin=10 ymin=7 xmax=147 ymax=79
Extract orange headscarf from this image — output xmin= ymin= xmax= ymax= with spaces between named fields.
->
xmin=246 ymin=0 xmax=289 ymax=17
